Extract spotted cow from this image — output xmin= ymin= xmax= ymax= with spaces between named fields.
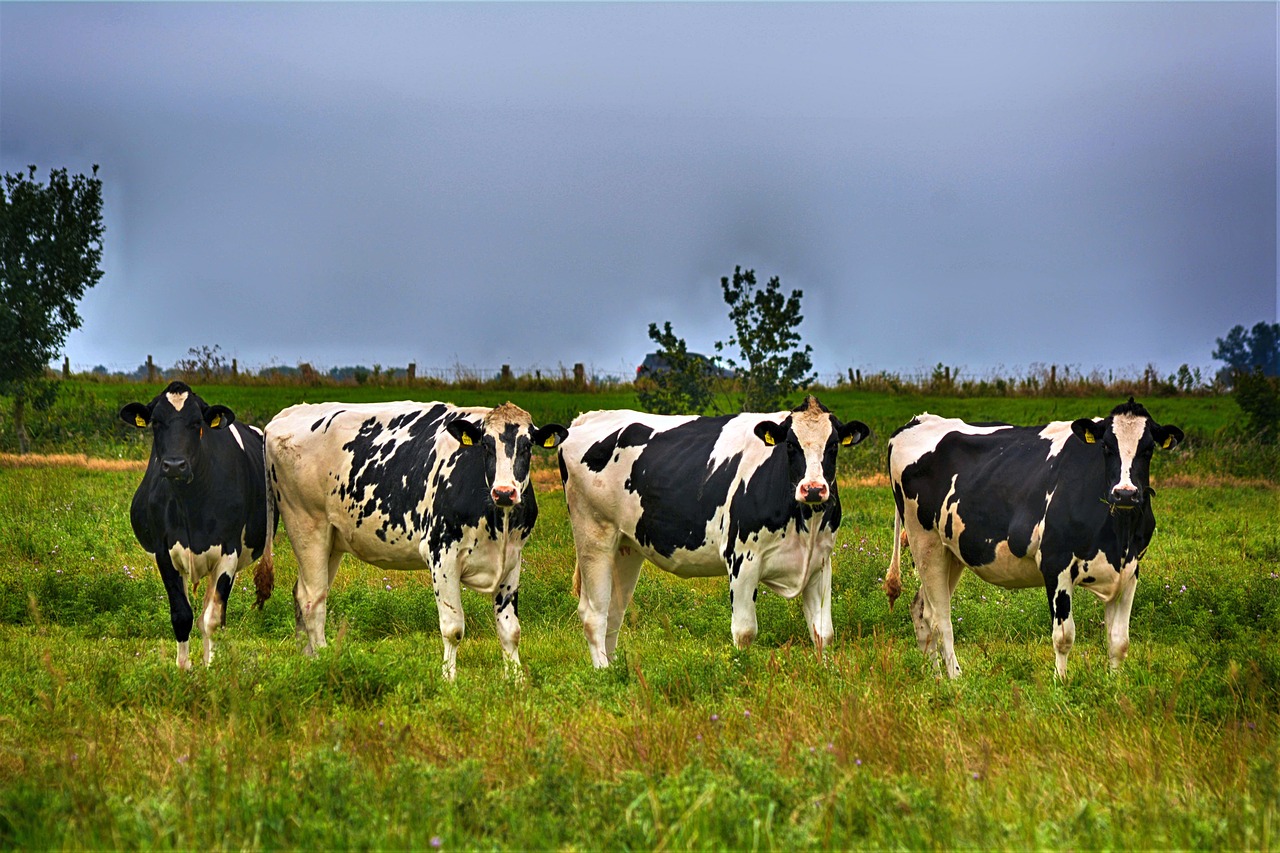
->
xmin=264 ymin=401 xmax=567 ymax=680
xmin=120 ymin=381 xmax=275 ymax=669
xmin=558 ymin=396 xmax=870 ymax=666
xmin=885 ymin=398 xmax=1183 ymax=678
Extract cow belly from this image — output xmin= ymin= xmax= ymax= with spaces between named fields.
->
xmin=642 ymin=541 xmax=728 ymax=579
xmin=961 ymin=541 xmax=1044 ymax=589
xmin=335 ymin=523 xmax=425 ymax=571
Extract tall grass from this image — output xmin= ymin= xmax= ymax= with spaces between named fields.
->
xmin=0 ymin=461 xmax=1276 ymax=848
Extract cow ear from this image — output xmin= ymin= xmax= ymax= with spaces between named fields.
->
xmin=120 ymin=402 xmax=151 ymax=429
xmin=839 ymin=419 xmax=871 ymax=448
xmin=447 ymin=419 xmax=483 ymax=447
xmin=754 ymin=420 xmax=786 ymax=447
xmin=204 ymin=405 xmax=235 ymax=429
xmin=1153 ymin=424 xmax=1184 ymax=451
xmin=1071 ymin=418 xmax=1103 ymax=445
xmin=532 ymin=423 xmax=569 ymax=450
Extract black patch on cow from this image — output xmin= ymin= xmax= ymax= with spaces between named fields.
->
xmin=618 ymin=416 xmax=744 ymax=558
xmin=1053 ymin=589 xmax=1071 ymax=624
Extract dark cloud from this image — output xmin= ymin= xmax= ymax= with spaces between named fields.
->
xmin=2 ymin=2 xmax=1274 ymax=379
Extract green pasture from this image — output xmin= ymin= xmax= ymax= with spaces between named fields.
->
xmin=3 ymin=380 xmax=1272 ymax=484
xmin=0 ymin=453 xmax=1277 ymax=848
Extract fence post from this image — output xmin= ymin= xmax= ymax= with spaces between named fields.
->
xmin=232 ymin=358 xmax=238 ymax=380
xmin=574 ymin=363 xmax=585 ymax=387
xmin=501 ymin=365 xmax=512 ymax=383
xmin=63 ymin=356 xmax=70 ymax=379
xmin=407 ymin=363 xmax=416 ymax=384
xmin=147 ymin=355 xmax=156 ymax=383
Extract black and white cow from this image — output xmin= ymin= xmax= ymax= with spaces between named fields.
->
xmin=558 ymin=396 xmax=870 ymax=666
xmin=264 ymin=401 xmax=567 ymax=680
xmin=885 ymin=399 xmax=1183 ymax=679
xmin=120 ymin=381 xmax=275 ymax=669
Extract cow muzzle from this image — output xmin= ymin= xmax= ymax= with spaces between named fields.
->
xmin=162 ymin=457 xmax=193 ymax=483
xmin=491 ymin=486 xmax=520 ymax=508
xmin=1107 ymin=485 xmax=1142 ymax=511
xmin=797 ymin=481 xmax=830 ymax=506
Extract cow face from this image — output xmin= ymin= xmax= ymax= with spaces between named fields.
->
xmin=120 ymin=381 xmax=235 ymax=484
xmin=753 ymin=396 xmax=871 ymax=506
xmin=446 ymin=402 xmax=568 ymax=508
xmin=1071 ymin=398 xmax=1183 ymax=510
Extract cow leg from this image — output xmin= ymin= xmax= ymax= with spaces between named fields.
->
xmin=292 ymin=526 xmax=337 ymax=655
xmin=1104 ymin=571 xmax=1139 ymax=670
xmin=197 ymin=553 xmax=239 ymax=666
xmin=493 ymin=561 xmax=523 ymax=680
xmin=908 ymin=535 xmax=963 ymax=678
xmin=801 ymin=557 xmax=835 ymax=656
xmin=728 ymin=554 xmax=762 ymax=650
xmin=156 ymin=550 xmax=194 ymax=670
xmin=574 ymin=537 xmax=619 ymax=668
xmin=604 ymin=545 xmax=644 ymax=661
xmin=1043 ymin=560 xmax=1077 ymax=679
xmin=431 ymin=550 xmax=466 ymax=682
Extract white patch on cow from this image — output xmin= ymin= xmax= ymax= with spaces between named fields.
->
xmin=789 ymin=400 xmax=836 ymax=502
xmin=166 ymin=390 xmax=189 ymax=412
xmin=890 ymin=413 xmax=1011 ymax=467
xmin=1112 ymin=413 xmax=1147 ymax=492
xmin=228 ymin=422 xmax=246 ymax=452
xmin=1039 ymin=420 xmax=1089 ymax=459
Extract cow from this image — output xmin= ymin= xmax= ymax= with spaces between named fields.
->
xmin=885 ymin=398 xmax=1184 ymax=679
xmin=558 ymin=395 xmax=871 ymax=667
xmin=120 ymin=381 xmax=275 ymax=669
xmin=264 ymin=400 xmax=567 ymax=680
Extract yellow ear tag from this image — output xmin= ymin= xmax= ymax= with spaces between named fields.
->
xmin=543 ymin=436 xmax=557 ymax=448
xmin=209 ymin=415 xmax=221 ymax=428
xmin=1084 ymin=432 xmax=1096 ymax=444
xmin=135 ymin=415 xmax=147 ymax=428
xmin=460 ymin=433 xmax=473 ymax=446
xmin=1162 ymin=436 xmax=1173 ymax=449
xmin=764 ymin=432 xmax=776 ymax=446
xmin=841 ymin=435 xmax=853 ymax=447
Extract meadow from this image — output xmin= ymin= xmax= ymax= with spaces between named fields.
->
xmin=0 ymin=384 xmax=1277 ymax=848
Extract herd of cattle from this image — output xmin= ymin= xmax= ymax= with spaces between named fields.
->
xmin=119 ymin=381 xmax=1183 ymax=680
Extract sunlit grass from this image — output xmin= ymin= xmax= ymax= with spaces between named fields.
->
xmin=0 ymin=459 xmax=1277 ymax=848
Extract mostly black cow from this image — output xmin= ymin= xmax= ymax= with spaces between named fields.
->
xmin=120 ymin=381 xmax=274 ymax=669
xmin=558 ymin=396 xmax=870 ymax=666
xmin=264 ymin=401 xmax=567 ymax=680
xmin=885 ymin=398 xmax=1183 ymax=678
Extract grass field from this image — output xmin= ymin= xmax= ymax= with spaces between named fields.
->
xmin=0 ymin=389 xmax=1277 ymax=848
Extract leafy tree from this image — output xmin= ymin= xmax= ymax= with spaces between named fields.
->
xmin=635 ymin=321 xmax=717 ymax=415
xmin=1213 ymin=321 xmax=1280 ymax=379
xmin=0 ymin=165 xmax=105 ymax=453
xmin=714 ymin=266 xmax=815 ymax=412
xmin=1232 ymin=367 xmax=1280 ymax=444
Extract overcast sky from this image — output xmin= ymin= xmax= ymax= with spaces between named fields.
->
xmin=2 ymin=1 xmax=1275 ymax=381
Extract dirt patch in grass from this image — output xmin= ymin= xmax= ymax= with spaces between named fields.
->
xmin=0 ymin=453 xmax=146 ymax=472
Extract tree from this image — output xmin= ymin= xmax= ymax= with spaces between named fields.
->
xmin=634 ymin=321 xmax=717 ymax=415
xmin=1213 ymin=321 xmax=1280 ymax=379
xmin=1 ymin=165 xmax=104 ymax=453
xmin=714 ymin=265 xmax=815 ymax=412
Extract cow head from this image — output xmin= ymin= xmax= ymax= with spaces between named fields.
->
xmin=446 ymin=402 xmax=568 ymax=508
xmin=120 ymin=381 xmax=236 ymax=484
xmin=753 ymin=396 xmax=871 ymax=506
xmin=1071 ymin=398 xmax=1183 ymax=511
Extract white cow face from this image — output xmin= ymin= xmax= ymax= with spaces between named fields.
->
xmin=1071 ymin=398 xmax=1183 ymax=510
xmin=753 ymin=396 xmax=871 ymax=506
xmin=446 ymin=402 xmax=568 ymax=508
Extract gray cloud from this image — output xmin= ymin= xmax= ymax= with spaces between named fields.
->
xmin=2 ymin=2 xmax=1274 ymax=379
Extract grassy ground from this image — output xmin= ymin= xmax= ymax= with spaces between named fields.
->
xmin=0 ymin=456 xmax=1277 ymax=848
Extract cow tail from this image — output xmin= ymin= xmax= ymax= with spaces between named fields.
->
xmin=884 ymin=505 xmax=903 ymax=610
xmin=253 ymin=445 xmax=276 ymax=610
